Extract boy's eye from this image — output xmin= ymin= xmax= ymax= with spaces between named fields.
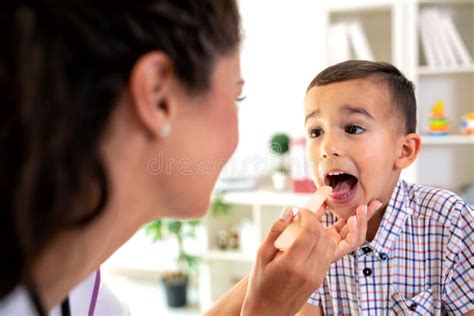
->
xmin=345 ymin=125 xmax=365 ymax=135
xmin=309 ymin=128 xmax=324 ymax=138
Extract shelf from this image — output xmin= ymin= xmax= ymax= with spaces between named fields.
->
xmin=418 ymin=64 xmax=474 ymax=76
xmin=203 ymin=250 xmax=254 ymax=262
xmin=327 ymin=0 xmax=393 ymax=13
xmin=217 ymin=190 xmax=313 ymax=207
xmin=419 ymin=1 xmax=474 ymax=7
xmin=422 ymin=135 xmax=474 ymax=145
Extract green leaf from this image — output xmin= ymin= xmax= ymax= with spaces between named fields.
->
xmin=276 ymin=162 xmax=289 ymax=173
xmin=145 ymin=218 xmax=202 ymax=275
xmin=269 ymin=133 xmax=290 ymax=155
xmin=145 ymin=220 xmax=163 ymax=241
xmin=167 ymin=221 xmax=182 ymax=235
xmin=210 ymin=193 xmax=231 ymax=217
xmin=178 ymin=253 xmax=201 ymax=272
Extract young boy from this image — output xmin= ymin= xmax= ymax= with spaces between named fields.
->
xmin=297 ymin=61 xmax=473 ymax=315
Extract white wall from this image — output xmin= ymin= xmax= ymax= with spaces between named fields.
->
xmin=223 ymin=0 xmax=327 ymax=178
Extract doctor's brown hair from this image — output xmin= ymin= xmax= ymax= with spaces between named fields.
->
xmin=0 ymin=0 xmax=240 ymax=297
xmin=307 ymin=60 xmax=417 ymax=134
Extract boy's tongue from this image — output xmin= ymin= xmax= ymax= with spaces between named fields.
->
xmin=331 ymin=176 xmax=357 ymax=196
xmin=334 ymin=180 xmax=351 ymax=194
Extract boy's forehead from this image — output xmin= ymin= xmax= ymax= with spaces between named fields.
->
xmin=304 ymin=79 xmax=391 ymax=116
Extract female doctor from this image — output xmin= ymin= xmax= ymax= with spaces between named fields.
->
xmin=0 ymin=1 xmax=379 ymax=315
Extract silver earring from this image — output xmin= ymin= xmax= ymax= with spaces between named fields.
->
xmin=160 ymin=122 xmax=172 ymax=137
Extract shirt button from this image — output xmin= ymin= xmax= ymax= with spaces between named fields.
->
xmin=363 ymin=268 xmax=372 ymax=276
xmin=379 ymin=252 xmax=388 ymax=261
xmin=408 ymin=302 xmax=418 ymax=311
xmin=362 ymin=247 xmax=372 ymax=254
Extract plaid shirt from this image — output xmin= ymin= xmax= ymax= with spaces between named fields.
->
xmin=308 ymin=180 xmax=474 ymax=315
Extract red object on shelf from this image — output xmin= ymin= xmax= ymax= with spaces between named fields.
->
xmin=289 ymin=138 xmax=316 ymax=193
xmin=292 ymin=179 xmax=316 ymax=193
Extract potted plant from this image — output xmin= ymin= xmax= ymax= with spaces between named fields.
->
xmin=268 ymin=133 xmax=290 ymax=191
xmin=145 ymin=219 xmax=200 ymax=307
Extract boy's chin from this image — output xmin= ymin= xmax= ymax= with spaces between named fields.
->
xmin=327 ymin=193 xmax=371 ymax=220
xmin=329 ymin=198 xmax=377 ymax=220
xmin=328 ymin=206 xmax=357 ymax=220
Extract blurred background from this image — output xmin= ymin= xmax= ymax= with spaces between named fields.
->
xmin=101 ymin=0 xmax=474 ymax=314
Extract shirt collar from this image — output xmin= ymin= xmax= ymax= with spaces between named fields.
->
xmin=368 ymin=180 xmax=413 ymax=258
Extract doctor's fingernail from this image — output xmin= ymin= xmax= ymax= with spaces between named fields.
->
xmin=292 ymin=207 xmax=299 ymax=217
xmin=280 ymin=207 xmax=292 ymax=221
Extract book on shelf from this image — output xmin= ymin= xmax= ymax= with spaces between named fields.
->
xmin=441 ymin=11 xmax=472 ymax=65
xmin=419 ymin=8 xmax=472 ymax=67
xmin=328 ymin=22 xmax=351 ymax=65
xmin=347 ymin=20 xmax=374 ymax=61
xmin=439 ymin=14 xmax=459 ymax=66
xmin=327 ymin=20 xmax=374 ymax=64
xmin=419 ymin=11 xmax=437 ymax=66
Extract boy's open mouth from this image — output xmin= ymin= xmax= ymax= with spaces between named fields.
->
xmin=324 ymin=171 xmax=359 ymax=201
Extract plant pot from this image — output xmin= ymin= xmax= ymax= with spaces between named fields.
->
xmin=163 ymin=276 xmax=188 ymax=307
xmin=272 ymin=171 xmax=288 ymax=191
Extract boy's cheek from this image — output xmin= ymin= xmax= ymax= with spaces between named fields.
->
xmin=307 ymin=145 xmax=321 ymax=164
xmin=306 ymin=144 xmax=318 ymax=159
xmin=308 ymin=157 xmax=320 ymax=181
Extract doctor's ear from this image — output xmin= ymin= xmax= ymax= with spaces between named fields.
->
xmin=394 ymin=133 xmax=421 ymax=170
xmin=128 ymin=51 xmax=177 ymax=138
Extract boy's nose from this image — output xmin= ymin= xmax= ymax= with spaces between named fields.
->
xmin=320 ymin=134 xmax=342 ymax=159
xmin=321 ymin=151 xmax=340 ymax=159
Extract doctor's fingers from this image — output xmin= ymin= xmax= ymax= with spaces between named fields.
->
xmin=304 ymin=227 xmax=336 ymax=282
xmin=284 ymin=208 xmax=326 ymax=262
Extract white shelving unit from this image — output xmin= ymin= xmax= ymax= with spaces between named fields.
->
xmin=418 ymin=63 xmax=474 ymax=76
xmin=411 ymin=1 xmax=474 ymax=192
xmin=326 ymin=1 xmax=394 ymax=14
xmin=422 ymin=135 xmax=474 ymax=145
xmin=198 ymin=189 xmax=312 ymax=311
xmin=324 ymin=0 xmax=474 ymax=193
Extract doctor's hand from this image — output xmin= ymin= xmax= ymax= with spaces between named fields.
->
xmin=316 ymin=200 xmax=383 ymax=262
xmin=205 ymin=201 xmax=382 ymax=316
xmin=241 ymin=208 xmax=335 ymax=316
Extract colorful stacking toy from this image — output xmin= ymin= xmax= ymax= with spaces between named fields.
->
xmin=461 ymin=112 xmax=474 ymax=135
xmin=427 ymin=100 xmax=449 ymax=135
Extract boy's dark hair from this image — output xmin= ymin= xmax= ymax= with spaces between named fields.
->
xmin=307 ymin=60 xmax=416 ymax=134
xmin=0 ymin=0 xmax=240 ymax=297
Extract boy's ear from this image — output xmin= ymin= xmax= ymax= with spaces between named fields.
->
xmin=394 ymin=133 xmax=421 ymax=170
xmin=128 ymin=51 xmax=176 ymax=138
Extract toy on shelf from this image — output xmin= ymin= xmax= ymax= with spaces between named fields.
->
xmin=289 ymin=138 xmax=316 ymax=193
xmin=427 ymin=100 xmax=449 ymax=136
xmin=460 ymin=112 xmax=474 ymax=135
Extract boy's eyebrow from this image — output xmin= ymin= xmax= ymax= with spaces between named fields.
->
xmin=304 ymin=110 xmax=320 ymax=123
xmin=341 ymin=105 xmax=375 ymax=120
xmin=304 ymin=105 xmax=374 ymax=123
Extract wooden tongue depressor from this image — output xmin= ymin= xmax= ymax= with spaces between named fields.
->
xmin=274 ymin=186 xmax=333 ymax=251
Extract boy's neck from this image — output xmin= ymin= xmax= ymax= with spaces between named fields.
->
xmin=366 ymin=174 xmax=400 ymax=242
xmin=366 ymin=205 xmax=387 ymax=242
